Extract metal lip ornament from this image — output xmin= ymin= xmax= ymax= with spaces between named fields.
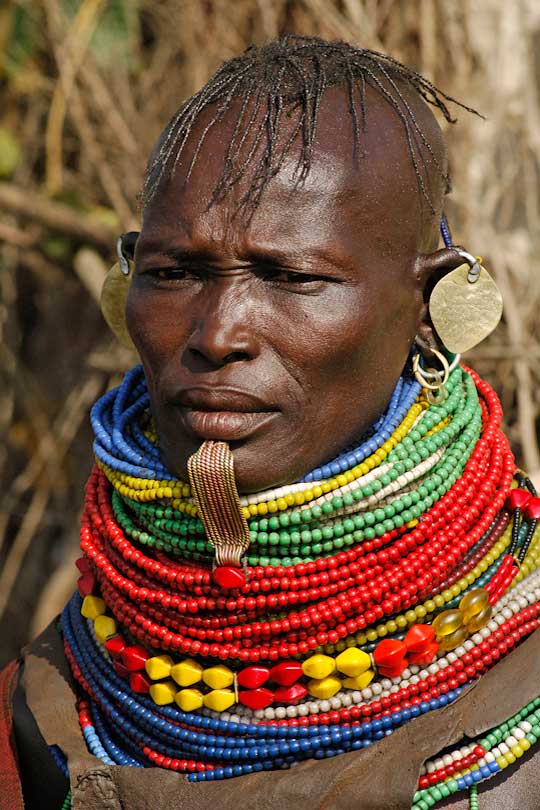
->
xmin=429 ymin=248 xmax=504 ymax=354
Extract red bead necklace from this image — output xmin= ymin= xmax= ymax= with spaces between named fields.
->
xmin=78 ymin=371 xmax=515 ymax=663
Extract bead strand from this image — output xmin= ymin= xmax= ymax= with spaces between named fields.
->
xmin=64 ymin=359 xmax=540 ymax=803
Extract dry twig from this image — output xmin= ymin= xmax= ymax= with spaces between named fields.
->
xmin=0 ymin=181 xmax=115 ymax=248
xmin=1 ymin=0 xmax=539 ymax=663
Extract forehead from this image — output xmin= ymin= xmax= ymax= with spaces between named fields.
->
xmin=140 ymin=85 xmax=444 ymax=260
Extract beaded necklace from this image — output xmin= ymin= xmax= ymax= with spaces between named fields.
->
xmin=59 ymin=361 xmax=540 ymax=810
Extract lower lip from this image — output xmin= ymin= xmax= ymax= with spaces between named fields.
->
xmin=180 ymin=409 xmax=278 ymax=441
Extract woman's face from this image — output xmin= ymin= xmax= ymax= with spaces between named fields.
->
xmin=126 ymin=88 xmax=440 ymax=492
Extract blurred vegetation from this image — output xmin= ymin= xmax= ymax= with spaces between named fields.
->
xmin=1 ymin=0 xmax=539 ymax=666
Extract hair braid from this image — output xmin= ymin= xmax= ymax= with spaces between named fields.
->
xmin=143 ymin=34 xmax=481 ymax=215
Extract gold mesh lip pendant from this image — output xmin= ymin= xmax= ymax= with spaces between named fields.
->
xmin=188 ymin=440 xmax=251 ymax=589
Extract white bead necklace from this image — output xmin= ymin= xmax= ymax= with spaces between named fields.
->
xmin=199 ymin=568 xmax=540 ymax=724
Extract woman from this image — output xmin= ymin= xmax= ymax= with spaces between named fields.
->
xmin=3 ymin=35 xmax=540 ymax=810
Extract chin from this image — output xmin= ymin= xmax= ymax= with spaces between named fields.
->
xmin=159 ymin=435 xmax=306 ymax=494
xmin=228 ymin=451 xmax=297 ymax=494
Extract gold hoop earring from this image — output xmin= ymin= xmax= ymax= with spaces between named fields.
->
xmin=412 ymin=349 xmax=450 ymax=404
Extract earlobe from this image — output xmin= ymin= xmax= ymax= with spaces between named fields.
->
xmin=414 ymin=247 xmax=466 ymax=355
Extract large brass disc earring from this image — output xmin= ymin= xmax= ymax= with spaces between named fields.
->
xmin=100 ymin=234 xmax=137 ymax=350
xmin=429 ymin=249 xmax=503 ymax=354
xmin=412 ymin=348 xmax=452 ymax=405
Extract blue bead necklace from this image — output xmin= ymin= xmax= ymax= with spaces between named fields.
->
xmin=91 ymin=364 xmax=421 ymax=483
xmin=62 ymin=593 xmax=467 ymax=781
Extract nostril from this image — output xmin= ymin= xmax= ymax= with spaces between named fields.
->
xmin=223 ymin=351 xmax=250 ymax=364
xmin=186 ymin=347 xmax=251 ymax=372
xmin=187 ymin=347 xmax=220 ymax=372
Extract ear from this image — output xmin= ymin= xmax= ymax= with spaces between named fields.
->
xmin=117 ymin=231 xmax=140 ymax=272
xmin=414 ymin=247 xmax=466 ymax=356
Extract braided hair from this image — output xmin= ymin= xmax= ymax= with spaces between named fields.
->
xmin=143 ymin=35 xmax=479 ymax=216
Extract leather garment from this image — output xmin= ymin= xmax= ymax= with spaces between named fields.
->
xmin=10 ymin=619 xmax=540 ymax=810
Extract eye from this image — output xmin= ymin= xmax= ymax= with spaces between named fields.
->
xmin=260 ymin=267 xmax=324 ymax=285
xmin=145 ymin=266 xmax=204 ymax=282
xmin=283 ymin=271 xmax=321 ymax=284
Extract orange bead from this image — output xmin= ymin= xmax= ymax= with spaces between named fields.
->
xmin=407 ymin=641 xmax=439 ymax=666
xmin=403 ymin=624 xmax=435 ymax=655
xmin=237 ymin=666 xmax=270 ymax=689
xmin=373 ymin=639 xmax=407 ymax=671
xmin=269 ymin=661 xmax=303 ymax=686
xmin=122 ymin=644 xmax=149 ymax=672
xmin=238 ymin=688 xmax=275 ymax=710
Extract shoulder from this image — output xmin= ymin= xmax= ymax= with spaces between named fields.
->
xmin=0 ymin=659 xmax=24 ymax=810
xmin=5 ymin=622 xmax=72 ymax=810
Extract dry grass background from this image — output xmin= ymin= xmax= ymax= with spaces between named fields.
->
xmin=0 ymin=0 xmax=539 ymax=666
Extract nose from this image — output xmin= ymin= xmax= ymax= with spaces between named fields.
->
xmin=186 ymin=281 xmax=259 ymax=368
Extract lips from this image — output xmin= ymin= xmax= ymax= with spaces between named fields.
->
xmin=181 ymin=409 xmax=277 ymax=441
xmin=172 ymin=388 xmax=279 ymax=442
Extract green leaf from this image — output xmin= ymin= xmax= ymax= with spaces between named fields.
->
xmin=4 ymin=5 xmax=39 ymax=77
xmin=0 ymin=127 xmax=21 ymax=177
xmin=57 ymin=0 xmax=139 ymax=66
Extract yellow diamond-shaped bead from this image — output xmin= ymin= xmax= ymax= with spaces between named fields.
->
xmin=93 ymin=614 xmax=117 ymax=644
xmin=202 ymin=664 xmax=234 ymax=690
xmin=145 ymin=655 xmax=174 ymax=681
xmin=175 ymin=689 xmax=204 ymax=712
xmin=335 ymin=647 xmax=371 ymax=677
xmin=149 ymin=680 xmax=177 ymax=706
xmin=307 ymin=676 xmax=342 ymax=699
xmin=301 ymin=654 xmax=336 ymax=680
xmin=342 ymin=670 xmax=375 ymax=690
xmin=171 ymin=658 xmax=203 ymax=687
xmin=203 ymin=689 xmax=236 ymax=712
xmin=81 ymin=595 xmax=106 ymax=620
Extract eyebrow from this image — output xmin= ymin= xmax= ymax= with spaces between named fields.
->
xmin=138 ymin=238 xmax=295 ymax=259
xmin=164 ymin=247 xmax=220 ymax=262
xmin=136 ymin=244 xmax=216 ymax=269
xmin=137 ymin=241 xmax=349 ymax=271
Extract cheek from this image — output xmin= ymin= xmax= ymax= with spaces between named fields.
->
xmin=126 ymin=287 xmax=188 ymax=367
xmin=287 ymin=281 xmax=418 ymax=425
xmin=283 ymin=282 xmax=409 ymax=378
xmin=125 ymin=288 xmax=187 ymax=416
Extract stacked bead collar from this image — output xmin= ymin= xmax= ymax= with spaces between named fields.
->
xmin=61 ymin=362 xmax=540 ymax=808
